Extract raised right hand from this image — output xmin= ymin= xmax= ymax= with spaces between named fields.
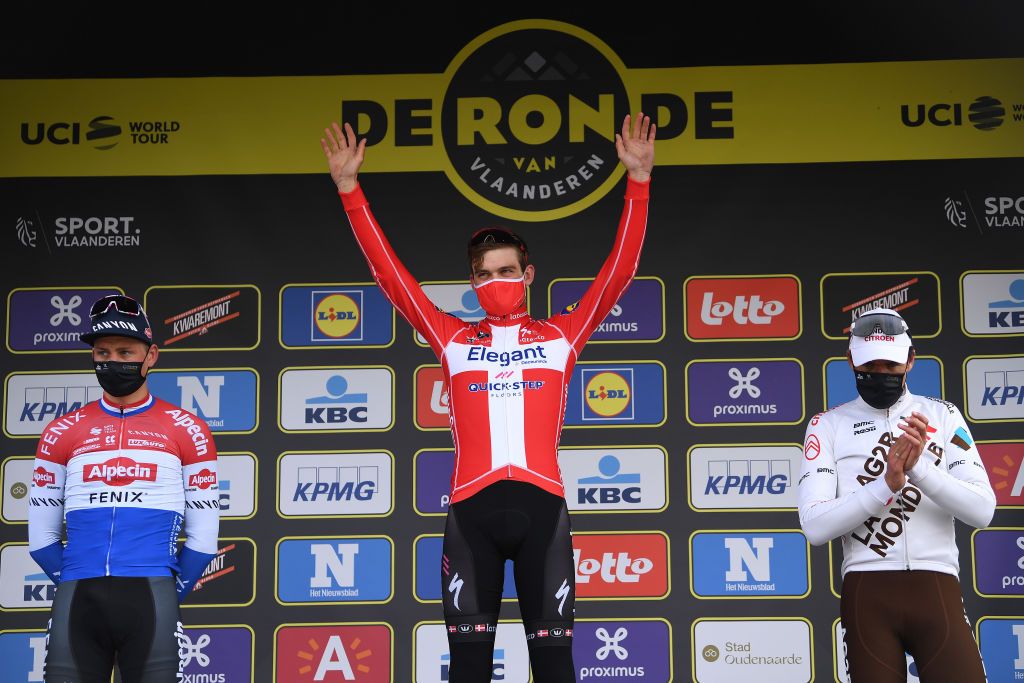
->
xmin=321 ymin=121 xmax=366 ymax=193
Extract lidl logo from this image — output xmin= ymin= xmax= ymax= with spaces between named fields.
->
xmin=565 ymin=362 xmax=665 ymax=427
xmin=584 ymin=371 xmax=632 ymax=418
xmin=280 ymin=284 xmax=394 ymax=348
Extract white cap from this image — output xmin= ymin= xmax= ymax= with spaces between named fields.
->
xmin=848 ymin=308 xmax=912 ymax=366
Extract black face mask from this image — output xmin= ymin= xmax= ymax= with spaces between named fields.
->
xmin=855 ymin=371 xmax=906 ymax=410
xmin=94 ymin=360 xmax=147 ymax=398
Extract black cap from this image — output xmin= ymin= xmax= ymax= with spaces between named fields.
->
xmin=80 ymin=294 xmax=154 ymax=346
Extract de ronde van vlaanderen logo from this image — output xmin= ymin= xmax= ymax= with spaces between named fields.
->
xmin=341 ymin=20 xmax=734 ymax=221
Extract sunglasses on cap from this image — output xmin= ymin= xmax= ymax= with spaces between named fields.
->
xmin=468 ymin=228 xmax=529 ymax=254
xmin=851 ymin=311 xmax=908 ymax=337
xmin=89 ymin=294 xmax=144 ymax=318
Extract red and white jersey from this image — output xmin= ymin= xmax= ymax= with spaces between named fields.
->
xmin=341 ymin=178 xmax=650 ymax=503
xmin=28 ymin=394 xmax=219 ymax=581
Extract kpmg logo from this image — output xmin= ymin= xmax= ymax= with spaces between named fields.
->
xmin=565 ymin=362 xmax=665 ymax=427
xmin=690 ymin=531 xmax=810 ymax=597
xmin=414 ymin=449 xmax=455 ymax=514
xmin=825 ymin=356 xmax=943 ymax=409
xmin=280 ymin=284 xmax=395 ymax=348
xmin=4 ymin=372 xmax=101 ymax=438
xmin=414 ymin=623 xmax=528 ymax=682
xmin=7 ymin=287 xmax=122 ymax=352
xmin=685 ymin=359 xmax=803 ymax=426
xmin=572 ymin=620 xmax=671 ymax=681
xmin=978 ymin=442 xmax=1024 ymax=507
xmin=965 ymin=356 xmax=1024 ymax=422
xmin=278 ymin=451 xmax=393 ymax=517
xmin=961 ymin=272 xmax=1024 ymax=336
xmin=549 ymin=277 xmax=665 ymax=342
xmin=275 ymin=624 xmax=392 ymax=682
xmin=693 ymin=619 xmax=811 ymax=682
xmin=685 ymin=275 xmax=800 ymax=340
xmin=558 ymin=447 xmax=667 ymax=512
xmin=688 ymin=445 xmax=802 ymax=511
xmin=276 ymin=536 xmax=393 ymax=604
xmin=279 ymin=367 xmax=394 ymax=432
xmin=415 ymin=536 xmax=517 ymax=601
xmin=0 ymin=545 xmax=54 ymax=609
xmin=147 ymin=369 xmax=258 ymax=433
xmin=972 ymin=529 xmax=1024 ymax=596
xmin=977 ymin=617 xmax=1024 ymax=683
xmin=0 ymin=630 xmax=48 ymax=682
xmin=179 ymin=626 xmax=253 ymax=683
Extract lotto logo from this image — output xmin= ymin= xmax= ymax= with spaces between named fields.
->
xmin=685 ymin=276 xmax=801 ymax=340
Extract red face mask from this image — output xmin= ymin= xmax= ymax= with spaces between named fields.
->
xmin=473 ymin=276 xmax=526 ymax=317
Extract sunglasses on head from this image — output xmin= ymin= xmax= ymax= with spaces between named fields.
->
xmin=89 ymin=295 xmax=143 ymax=318
xmin=469 ymin=228 xmax=528 ymax=253
xmin=851 ymin=312 xmax=908 ymax=337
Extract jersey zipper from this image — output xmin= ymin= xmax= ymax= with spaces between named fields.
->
xmin=105 ymin=405 xmax=125 ymax=576
xmin=504 ymin=324 xmax=513 ymax=480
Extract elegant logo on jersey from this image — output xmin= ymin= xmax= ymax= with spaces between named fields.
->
xmin=280 ymin=284 xmax=395 ymax=348
xmin=0 ymin=630 xmax=49 ymax=682
xmin=566 ymin=363 xmax=665 ymax=427
xmin=414 ymin=623 xmax=528 ymax=683
xmin=414 ymin=536 xmax=517 ymax=601
xmin=976 ymin=617 xmax=1024 ymax=683
xmin=275 ymin=625 xmax=392 ymax=682
xmin=686 ymin=360 xmax=803 ymax=425
xmin=824 ymin=357 xmax=942 ymax=409
xmin=559 ymin=448 xmax=667 ymax=512
xmin=4 ymin=372 xmax=101 ymax=437
xmin=572 ymin=620 xmax=672 ymax=682
xmin=279 ymin=368 xmax=393 ymax=432
xmin=690 ymin=531 xmax=810 ymax=597
xmin=0 ymin=545 xmax=54 ymax=609
xmin=6 ymin=287 xmax=121 ymax=352
xmin=179 ymin=626 xmax=253 ymax=683
xmin=820 ymin=272 xmax=941 ymax=339
xmin=961 ymin=272 xmax=1024 ymax=336
xmin=573 ymin=533 xmax=668 ymax=599
xmin=82 ymin=456 xmax=158 ymax=486
xmin=965 ymin=355 xmax=1024 ymax=422
xmin=584 ymin=370 xmax=633 ymax=418
xmin=549 ymin=277 xmax=664 ymax=342
xmin=277 ymin=537 xmax=393 ymax=604
xmin=978 ymin=442 xmax=1024 ymax=507
xmin=685 ymin=276 xmax=800 ymax=340
xmin=145 ymin=285 xmax=260 ymax=350
xmin=278 ymin=451 xmax=393 ymax=517
xmin=972 ymin=530 xmax=1024 ymax=596
xmin=185 ymin=539 xmax=256 ymax=607
xmin=688 ymin=445 xmax=802 ymax=511
xmin=692 ymin=619 xmax=811 ymax=683
xmin=414 ymin=449 xmax=454 ymax=514
xmin=147 ymin=369 xmax=258 ymax=433
xmin=415 ymin=366 xmax=450 ymax=429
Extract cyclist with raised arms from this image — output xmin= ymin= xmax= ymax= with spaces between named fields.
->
xmin=798 ymin=307 xmax=994 ymax=683
xmin=322 ymin=113 xmax=654 ymax=682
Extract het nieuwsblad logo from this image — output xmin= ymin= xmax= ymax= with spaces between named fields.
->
xmin=340 ymin=20 xmax=734 ymax=221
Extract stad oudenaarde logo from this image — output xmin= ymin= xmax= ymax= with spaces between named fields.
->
xmin=340 ymin=20 xmax=734 ymax=221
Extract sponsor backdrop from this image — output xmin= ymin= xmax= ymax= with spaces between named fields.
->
xmin=2 ymin=14 xmax=1023 ymax=683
